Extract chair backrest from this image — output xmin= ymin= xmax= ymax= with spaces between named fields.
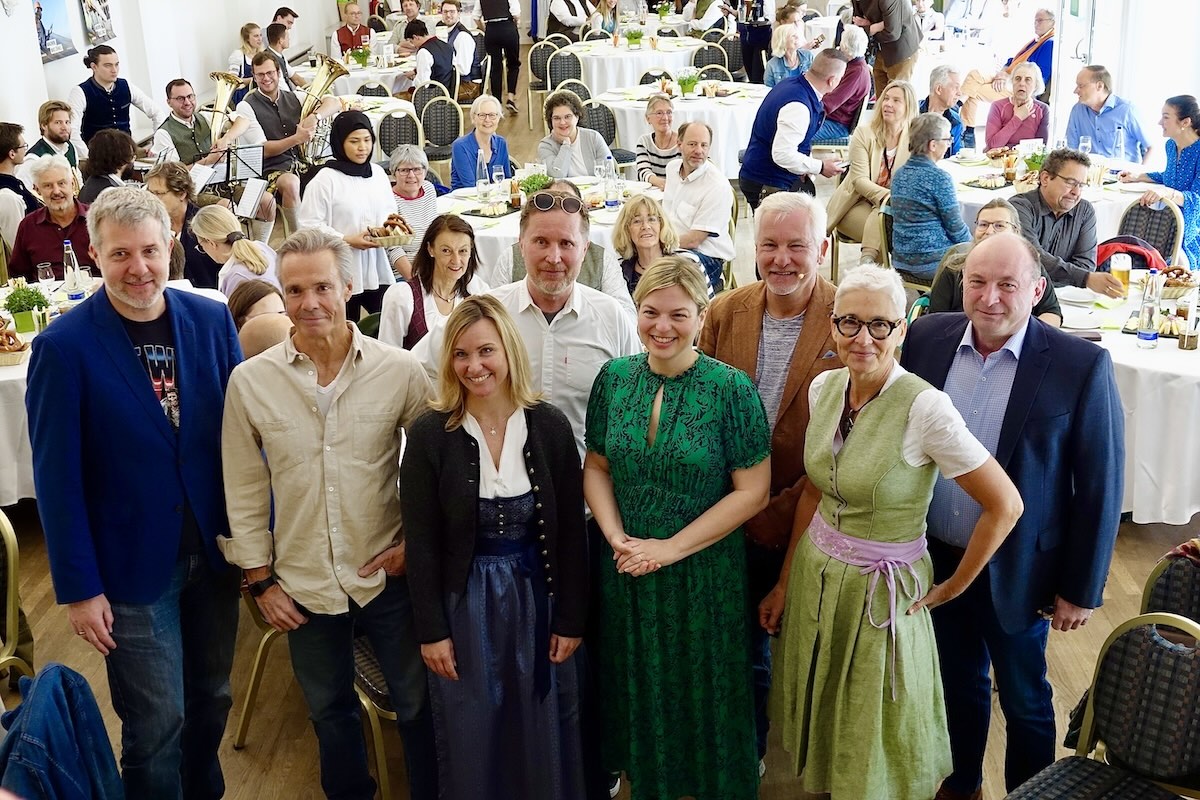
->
xmin=701 ymin=28 xmax=724 ymax=43
xmin=547 ymin=49 xmax=583 ymax=89
xmin=556 ymin=78 xmax=591 ymax=103
xmin=698 ymin=64 xmax=733 ymax=82
xmin=1120 ymin=198 xmax=1184 ymax=264
xmin=879 ymin=204 xmax=894 ymax=270
xmin=528 ymin=40 xmax=558 ymax=85
xmin=584 ymin=28 xmax=610 ymax=40
xmin=1142 ymin=555 xmax=1200 ymax=622
xmin=580 ymin=99 xmax=618 ymax=147
xmin=544 ymin=33 xmax=573 ymax=48
xmin=420 ymin=96 xmax=464 ymax=147
xmin=639 ymin=68 xmax=673 ymax=84
xmin=718 ymin=34 xmax=743 ymax=73
xmin=356 ymin=81 xmax=391 ymax=97
xmin=413 ymin=80 xmax=450 ymax=119
xmin=378 ymin=110 xmax=424 ymax=156
xmin=0 ymin=510 xmax=28 ymax=670
xmin=1078 ymin=613 xmax=1200 ymax=787
xmin=692 ymin=42 xmax=728 ymax=69
xmin=847 ymin=85 xmax=872 ymax=133
xmin=657 ymin=27 xmax=679 ymax=36
xmin=368 ymin=14 xmax=389 ymax=32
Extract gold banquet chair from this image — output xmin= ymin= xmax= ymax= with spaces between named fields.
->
xmin=231 ymin=582 xmax=284 ymax=749
xmin=0 ymin=510 xmax=34 ymax=685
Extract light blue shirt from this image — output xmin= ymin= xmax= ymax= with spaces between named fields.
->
xmin=1065 ymin=93 xmax=1152 ymax=163
xmin=926 ymin=318 xmax=1027 ymax=547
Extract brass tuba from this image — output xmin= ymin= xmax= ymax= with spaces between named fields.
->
xmin=297 ymin=54 xmax=349 ymax=164
xmin=208 ymin=71 xmax=245 ymax=134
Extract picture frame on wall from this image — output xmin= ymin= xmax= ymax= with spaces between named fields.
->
xmin=33 ymin=0 xmax=79 ymax=63
xmin=78 ymin=0 xmax=114 ymax=45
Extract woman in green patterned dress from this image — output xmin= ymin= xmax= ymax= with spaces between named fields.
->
xmin=761 ymin=265 xmax=1023 ymax=799
xmin=583 ymin=256 xmax=772 ymax=800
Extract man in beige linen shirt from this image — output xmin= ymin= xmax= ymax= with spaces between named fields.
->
xmin=220 ymin=229 xmax=437 ymax=800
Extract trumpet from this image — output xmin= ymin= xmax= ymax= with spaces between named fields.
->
xmin=208 ymin=71 xmax=244 ymax=135
xmin=296 ymin=53 xmax=349 ymax=165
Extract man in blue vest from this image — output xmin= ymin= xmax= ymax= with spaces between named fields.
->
xmin=403 ymin=20 xmax=458 ymax=97
xmin=66 ymin=45 xmax=163 ymax=154
xmin=739 ymin=49 xmax=847 ymax=210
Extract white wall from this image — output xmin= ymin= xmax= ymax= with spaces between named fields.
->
xmin=5 ymin=0 xmax=339 ymax=142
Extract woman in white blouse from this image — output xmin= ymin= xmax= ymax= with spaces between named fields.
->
xmin=379 ymin=214 xmax=489 ymax=348
xmin=190 ymin=204 xmax=280 ymax=296
xmin=298 ymin=110 xmax=399 ymax=317
xmin=227 ymin=23 xmax=263 ymax=105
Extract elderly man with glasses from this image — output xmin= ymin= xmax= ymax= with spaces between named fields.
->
xmin=1008 ymin=148 xmax=1122 ymax=294
xmin=927 ymin=198 xmax=1062 ymax=326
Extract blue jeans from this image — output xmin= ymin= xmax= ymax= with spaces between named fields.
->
xmin=929 ymin=539 xmax=1056 ymax=793
xmin=813 ymin=119 xmax=850 ymax=141
xmin=745 ymin=539 xmax=784 ymax=760
xmin=689 ymin=250 xmax=726 ymax=293
xmin=288 ymin=576 xmax=437 ymax=800
xmin=105 ymin=554 xmax=239 ymax=800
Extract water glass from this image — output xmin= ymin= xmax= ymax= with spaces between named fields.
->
xmin=594 ymin=161 xmax=607 ymax=180
xmin=1078 ymin=136 xmax=1092 ymax=154
xmin=36 ymin=263 xmax=55 ymax=293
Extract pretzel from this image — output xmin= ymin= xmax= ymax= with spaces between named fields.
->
xmin=0 ymin=329 xmax=28 ymax=353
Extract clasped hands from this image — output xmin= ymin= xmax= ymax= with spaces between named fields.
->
xmin=608 ymin=533 xmax=679 ymax=577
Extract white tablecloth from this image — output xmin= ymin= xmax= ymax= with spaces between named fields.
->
xmin=1071 ymin=296 xmax=1200 ymax=524
xmin=803 ymin=16 xmax=839 ymax=46
xmin=0 ymin=359 xmax=33 ymax=508
xmin=562 ymin=37 xmax=704 ymax=96
xmin=294 ymin=60 xmax=415 ymax=98
xmin=597 ymin=81 xmax=768 ymax=178
xmin=938 ymin=159 xmax=1135 ymax=243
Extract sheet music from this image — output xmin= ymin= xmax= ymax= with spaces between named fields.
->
xmin=234 ymin=178 xmax=268 ymax=219
xmin=232 ymin=146 xmax=265 ymax=181
xmin=189 ymin=163 xmax=216 ymax=188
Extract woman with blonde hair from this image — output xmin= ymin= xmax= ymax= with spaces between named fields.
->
xmin=634 ymin=95 xmax=678 ymax=189
xmin=190 ymin=204 xmax=280 ymax=296
xmin=824 ymin=79 xmax=918 ymax=265
xmin=584 ymin=256 xmax=771 ymax=800
xmin=611 ymin=195 xmax=710 ymax=297
xmin=227 ymin=23 xmax=264 ymax=104
xmin=402 ymin=295 xmax=588 ymax=800
xmin=763 ymin=24 xmax=811 ymax=88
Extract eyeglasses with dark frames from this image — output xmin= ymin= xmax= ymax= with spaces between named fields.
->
xmin=832 ymin=314 xmax=904 ymax=340
xmin=1050 ymin=172 xmax=1085 ymax=191
xmin=974 ymin=220 xmax=1013 ymax=232
xmin=530 ymin=192 xmax=585 ymax=215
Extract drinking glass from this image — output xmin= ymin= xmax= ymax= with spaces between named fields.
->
xmin=36 ymin=263 xmax=55 ymax=294
xmin=594 ymin=161 xmax=607 ymax=180
xmin=491 ymin=165 xmax=506 ymax=204
xmin=1078 ymin=136 xmax=1092 ymax=154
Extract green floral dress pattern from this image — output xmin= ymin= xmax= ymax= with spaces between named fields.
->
xmin=585 ymin=352 xmax=771 ymax=800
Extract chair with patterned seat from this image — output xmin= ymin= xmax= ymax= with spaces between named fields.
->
xmin=717 ymin=34 xmax=745 ymax=79
xmin=657 ymin=27 xmax=679 ymax=36
xmin=413 ymin=80 xmax=450 ymax=121
xmin=543 ymin=33 xmax=573 ymax=48
xmin=421 ymin=96 xmax=463 ymax=182
xmin=555 ymin=78 xmax=592 ymax=103
xmin=812 ymin=88 xmax=871 ymax=158
xmin=0 ymin=510 xmax=33 ymax=688
xmin=701 ymin=28 xmax=725 ymax=43
xmin=527 ymin=40 xmax=559 ymax=131
xmin=368 ymin=13 xmax=389 ymax=32
xmin=697 ymin=64 xmax=732 ymax=82
xmin=580 ymin=99 xmax=635 ymax=172
xmin=1006 ymin=612 xmax=1200 ymax=800
xmin=1119 ymin=196 xmax=1185 ymax=265
xmin=547 ymin=49 xmax=583 ymax=95
xmin=639 ymin=68 xmax=673 ymax=85
xmin=584 ymin=28 xmax=610 ymax=40
xmin=691 ymin=42 xmax=727 ymax=70
xmin=353 ymin=634 xmax=398 ymax=800
xmin=1141 ymin=550 xmax=1200 ymax=623
xmin=378 ymin=109 xmax=424 ymax=158
xmin=356 ymin=81 xmax=391 ymax=97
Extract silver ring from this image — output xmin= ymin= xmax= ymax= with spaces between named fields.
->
xmin=76 ymin=630 xmax=86 ymax=635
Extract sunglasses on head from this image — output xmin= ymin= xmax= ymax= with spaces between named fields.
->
xmin=530 ymin=191 xmax=584 ymax=214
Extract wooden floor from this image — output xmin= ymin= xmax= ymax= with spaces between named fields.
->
xmin=2 ymin=496 xmax=1194 ymax=800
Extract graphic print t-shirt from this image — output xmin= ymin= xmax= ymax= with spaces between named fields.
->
xmin=121 ymin=310 xmax=203 ymax=556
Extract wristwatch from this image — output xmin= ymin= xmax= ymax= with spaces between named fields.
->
xmin=247 ymin=575 xmax=278 ymax=597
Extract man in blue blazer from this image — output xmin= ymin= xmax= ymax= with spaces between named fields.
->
xmin=26 ymin=187 xmax=243 ymax=800
xmin=900 ymin=232 xmax=1124 ymax=800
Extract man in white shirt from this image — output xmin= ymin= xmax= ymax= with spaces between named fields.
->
xmin=738 ymin=49 xmax=847 ymax=209
xmin=265 ymin=23 xmax=308 ymax=93
xmin=438 ymin=0 xmax=482 ymax=98
xmin=67 ymin=47 xmax=163 ymax=155
xmin=0 ymin=123 xmax=40 ymax=251
xmin=545 ymin=0 xmax=593 ymax=41
xmin=664 ymin=121 xmax=734 ymax=292
xmin=391 ymin=0 xmax=424 ymax=51
xmin=682 ymin=0 xmax=734 ymax=34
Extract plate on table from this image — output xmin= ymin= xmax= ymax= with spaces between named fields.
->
xmin=588 ymin=207 xmax=621 ymax=225
xmin=1108 ymin=182 xmax=1151 ymax=193
xmin=568 ymin=176 xmax=600 ymax=189
xmin=952 ymin=154 xmax=990 ymax=166
xmin=961 ymin=176 xmax=1012 ymax=190
xmin=1056 ymin=285 xmax=1099 ymax=306
xmin=622 ymin=181 xmax=653 ymax=197
xmin=1060 ymin=305 xmax=1101 ymax=330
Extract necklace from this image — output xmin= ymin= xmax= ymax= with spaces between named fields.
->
xmin=432 ymin=285 xmax=455 ymax=303
xmin=839 ymin=381 xmax=885 ymax=440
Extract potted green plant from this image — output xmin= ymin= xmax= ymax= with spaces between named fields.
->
xmin=657 ymin=0 xmax=670 ymax=20
xmin=625 ymin=28 xmax=644 ymax=49
xmin=348 ymin=45 xmax=372 ymax=69
xmin=4 ymin=282 xmax=50 ymax=334
xmin=518 ymin=172 xmax=554 ymax=196
xmin=676 ymin=66 xmax=700 ymax=97
xmin=1023 ymin=149 xmax=1046 ymax=176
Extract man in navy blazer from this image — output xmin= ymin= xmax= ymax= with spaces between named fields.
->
xmin=26 ymin=187 xmax=243 ymax=800
xmin=900 ymin=232 xmax=1123 ymax=800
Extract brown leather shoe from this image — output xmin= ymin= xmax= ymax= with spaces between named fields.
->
xmin=934 ymin=786 xmax=982 ymax=800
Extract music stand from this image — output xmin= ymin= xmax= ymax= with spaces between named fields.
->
xmin=195 ymin=145 xmax=268 ymax=226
